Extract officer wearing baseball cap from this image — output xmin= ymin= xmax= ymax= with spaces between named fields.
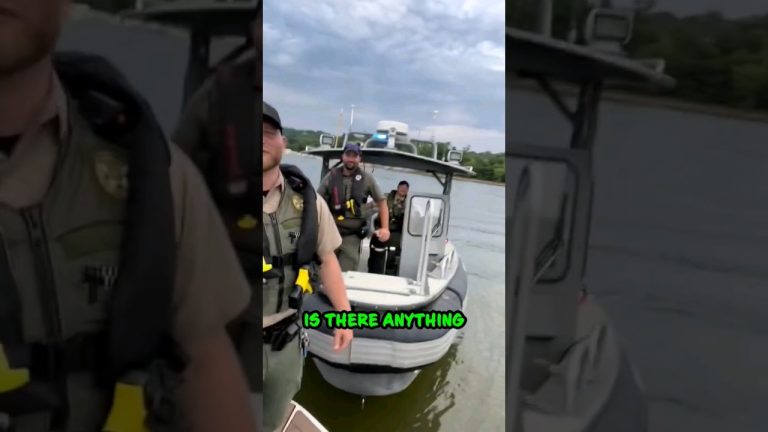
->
xmin=262 ymin=102 xmax=354 ymax=431
xmin=317 ymin=142 xmax=390 ymax=271
xmin=263 ymin=101 xmax=281 ymax=131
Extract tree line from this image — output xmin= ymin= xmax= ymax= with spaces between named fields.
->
xmin=509 ymin=0 xmax=768 ymax=111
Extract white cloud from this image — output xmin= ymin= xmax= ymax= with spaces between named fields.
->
xmin=422 ymin=0 xmax=506 ymax=23
xmin=474 ymin=40 xmax=505 ymax=72
xmin=272 ymin=0 xmax=412 ymax=41
xmin=263 ymin=22 xmax=304 ymax=66
xmin=263 ymin=81 xmax=324 ymax=109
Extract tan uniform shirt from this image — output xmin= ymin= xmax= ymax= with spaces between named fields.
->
xmin=263 ymin=169 xmax=342 ymax=327
xmin=0 ymin=72 xmax=250 ymax=345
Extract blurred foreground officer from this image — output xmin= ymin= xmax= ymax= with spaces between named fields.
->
xmin=0 ymin=1 xmax=257 ymax=430
xmin=172 ymin=2 xmax=266 ymax=420
xmin=262 ymin=102 xmax=353 ymax=432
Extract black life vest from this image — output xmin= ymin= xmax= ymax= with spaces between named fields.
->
xmin=262 ymin=164 xmax=320 ymax=278
xmin=54 ymin=52 xmax=179 ymax=379
xmin=202 ymin=56 xmax=265 ymax=279
xmin=326 ymin=167 xmax=367 ymax=235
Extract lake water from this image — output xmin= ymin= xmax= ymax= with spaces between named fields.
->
xmin=59 ymin=13 xmax=507 ymax=432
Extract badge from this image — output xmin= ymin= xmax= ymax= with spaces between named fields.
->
xmin=237 ymin=214 xmax=258 ymax=230
xmin=93 ymin=151 xmax=129 ymax=199
xmin=292 ymin=194 xmax=304 ymax=211
xmin=355 ymin=174 xmax=362 ymax=181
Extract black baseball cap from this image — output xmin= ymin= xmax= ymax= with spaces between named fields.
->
xmin=263 ymin=101 xmax=282 ymax=131
xmin=343 ymin=143 xmax=361 ymax=155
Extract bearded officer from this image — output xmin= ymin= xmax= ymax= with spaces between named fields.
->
xmin=262 ymin=102 xmax=353 ymax=431
xmin=317 ymin=144 xmax=390 ymax=271
xmin=0 ymin=0 xmax=257 ymax=430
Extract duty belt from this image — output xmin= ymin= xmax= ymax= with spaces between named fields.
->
xmin=263 ymin=313 xmax=300 ymax=352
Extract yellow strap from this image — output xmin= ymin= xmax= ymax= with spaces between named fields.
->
xmin=102 ymin=382 xmax=149 ymax=432
xmin=295 ymin=268 xmax=313 ymax=294
xmin=337 ymin=215 xmax=345 ymax=221
xmin=0 ymin=343 xmax=30 ymax=393
xmin=263 ymin=257 xmax=273 ymax=272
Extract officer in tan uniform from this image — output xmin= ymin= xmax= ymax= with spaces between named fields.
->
xmin=0 ymin=1 xmax=257 ymax=430
xmin=262 ymin=102 xmax=353 ymax=431
xmin=317 ymin=144 xmax=390 ymax=271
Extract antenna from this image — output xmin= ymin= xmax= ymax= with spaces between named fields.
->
xmin=431 ymin=110 xmax=439 ymax=159
xmin=342 ymin=104 xmax=356 ymax=148
xmin=335 ymin=108 xmax=344 ymax=148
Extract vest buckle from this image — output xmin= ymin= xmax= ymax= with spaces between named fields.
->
xmin=0 ymin=344 xmax=29 ymax=394
xmin=102 ymin=381 xmax=149 ymax=432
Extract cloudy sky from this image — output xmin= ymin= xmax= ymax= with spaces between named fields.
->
xmin=263 ymin=0 xmax=505 ymax=153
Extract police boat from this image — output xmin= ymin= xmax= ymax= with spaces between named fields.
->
xmin=300 ymin=126 xmax=475 ymax=397
xmin=506 ymin=3 xmax=675 ymax=431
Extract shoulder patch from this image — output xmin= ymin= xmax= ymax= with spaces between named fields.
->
xmin=93 ymin=150 xmax=129 ymax=199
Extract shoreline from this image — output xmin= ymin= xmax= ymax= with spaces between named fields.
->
xmin=509 ymin=80 xmax=768 ymax=124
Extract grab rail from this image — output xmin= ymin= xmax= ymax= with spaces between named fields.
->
xmin=416 ymin=200 xmax=435 ymax=295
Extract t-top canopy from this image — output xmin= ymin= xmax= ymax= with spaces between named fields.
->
xmin=122 ymin=0 xmax=260 ymax=37
xmin=507 ymin=27 xmax=676 ymax=89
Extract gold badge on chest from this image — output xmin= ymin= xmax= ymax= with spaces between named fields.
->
xmin=93 ymin=151 xmax=129 ymax=199
xmin=292 ymin=194 xmax=304 ymax=211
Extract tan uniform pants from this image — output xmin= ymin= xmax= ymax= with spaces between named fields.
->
xmin=336 ymin=234 xmax=362 ymax=272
